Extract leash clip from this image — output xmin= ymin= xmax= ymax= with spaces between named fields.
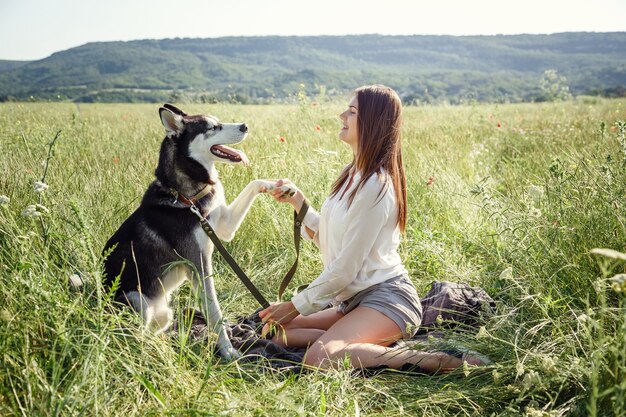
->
xmin=189 ymin=203 xmax=204 ymax=221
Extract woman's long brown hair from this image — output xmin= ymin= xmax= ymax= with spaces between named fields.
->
xmin=330 ymin=85 xmax=407 ymax=232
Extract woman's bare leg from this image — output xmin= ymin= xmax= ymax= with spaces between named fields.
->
xmin=271 ymin=308 xmax=345 ymax=348
xmin=303 ymin=306 xmax=465 ymax=372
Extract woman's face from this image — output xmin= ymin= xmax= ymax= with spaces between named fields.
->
xmin=339 ymin=95 xmax=359 ymax=152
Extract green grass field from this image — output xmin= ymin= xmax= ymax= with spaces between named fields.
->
xmin=1 ymin=98 xmax=625 ymax=416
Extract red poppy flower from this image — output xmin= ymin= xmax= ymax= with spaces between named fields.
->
xmin=497 ymin=122 xmax=502 ymax=128
xmin=315 ymin=125 xmax=321 ymax=131
xmin=427 ymin=176 xmax=434 ymax=186
xmin=113 ymin=156 xmax=120 ymax=165
xmin=279 ymin=137 xmax=286 ymax=142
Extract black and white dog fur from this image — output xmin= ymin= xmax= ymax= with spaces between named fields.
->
xmin=103 ymin=104 xmax=291 ymax=360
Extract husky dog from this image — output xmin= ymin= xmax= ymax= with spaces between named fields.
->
xmin=103 ymin=104 xmax=286 ymax=359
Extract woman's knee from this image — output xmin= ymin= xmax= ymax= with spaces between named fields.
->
xmin=303 ymin=340 xmax=347 ymax=367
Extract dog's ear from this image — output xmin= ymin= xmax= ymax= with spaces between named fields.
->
xmin=163 ymin=103 xmax=187 ymax=117
xmin=159 ymin=107 xmax=184 ymax=136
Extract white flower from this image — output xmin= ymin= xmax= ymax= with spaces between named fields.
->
xmin=0 ymin=195 xmax=9 ymax=205
xmin=21 ymin=204 xmax=49 ymax=218
xmin=516 ymin=362 xmax=525 ymax=377
xmin=529 ymin=207 xmax=542 ymax=218
xmin=527 ymin=185 xmax=544 ymax=202
xmin=34 ymin=181 xmax=49 ymax=194
xmin=499 ymin=267 xmax=513 ymax=281
xmin=22 ymin=205 xmax=41 ymax=218
xmin=542 ymin=356 xmax=557 ymax=374
xmin=522 ymin=370 xmax=541 ymax=390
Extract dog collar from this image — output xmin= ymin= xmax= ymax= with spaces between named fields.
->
xmin=170 ymin=184 xmax=213 ymax=206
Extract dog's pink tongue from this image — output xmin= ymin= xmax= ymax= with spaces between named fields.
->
xmin=215 ymin=145 xmax=249 ymax=165
xmin=239 ymin=151 xmax=249 ymax=166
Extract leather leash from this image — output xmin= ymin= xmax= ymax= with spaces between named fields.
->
xmin=188 ymin=199 xmax=309 ymax=309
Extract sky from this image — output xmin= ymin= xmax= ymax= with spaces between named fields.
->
xmin=1 ymin=0 xmax=625 ymax=61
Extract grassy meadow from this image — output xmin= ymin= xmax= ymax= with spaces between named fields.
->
xmin=1 ymin=97 xmax=625 ymax=416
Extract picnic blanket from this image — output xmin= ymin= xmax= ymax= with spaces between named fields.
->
xmin=171 ymin=281 xmax=496 ymax=371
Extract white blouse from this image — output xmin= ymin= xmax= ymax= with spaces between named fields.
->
xmin=291 ymin=169 xmax=408 ymax=316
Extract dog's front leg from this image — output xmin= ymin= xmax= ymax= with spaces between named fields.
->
xmin=197 ymin=275 xmax=241 ymax=360
xmin=214 ymin=179 xmax=278 ymax=241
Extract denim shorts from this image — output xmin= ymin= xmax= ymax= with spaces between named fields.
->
xmin=335 ymin=274 xmax=422 ymax=338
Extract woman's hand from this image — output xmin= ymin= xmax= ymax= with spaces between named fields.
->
xmin=261 ymin=179 xmax=306 ymax=213
xmin=259 ymin=301 xmax=300 ymax=338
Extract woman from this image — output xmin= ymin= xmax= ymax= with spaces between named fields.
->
xmin=259 ymin=85 xmax=485 ymax=372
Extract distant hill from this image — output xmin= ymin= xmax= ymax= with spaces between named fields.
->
xmin=0 ymin=60 xmax=31 ymax=72
xmin=1 ymin=33 xmax=625 ymax=104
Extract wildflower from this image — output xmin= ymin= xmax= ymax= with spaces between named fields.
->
xmin=476 ymin=326 xmax=489 ymax=339
xmin=522 ymin=370 xmax=541 ymax=390
xmin=492 ymin=369 xmax=501 ymax=383
xmin=22 ymin=205 xmax=41 ymax=218
xmin=525 ymin=407 xmax=548 ymax=417
xmin=497 ymin=122 xmax=502 ymax=128
xmin=499 ymin=267 xmax=513 ymax=281
xmin=112 ymin=156 xmax=120 ymax=165
xmin=426 ymin=176 xmax=434 ymax=186
xmin=541 ymin=356 xmax=557 ymax=374
xmin=21 ymin=204 xmax=49 ymax=218
xmin=34 ymin=181 xmax=48 ymax=194
xmin=0 ymin=195 xmax=9 ymax=205
xmin=529 ymin=207 xmax=542 ymax=218
xmin=315 ymin=125 xmax=321 ymax=131
xmin=610 ymin=273 xmax=626 ymax=293
xmin=435 ymin=314 xmax=444 ymax=325
xmin=526 ymin=185 xmax=544 ymax=202
xmin=279 ymin=136 xmax=286 ymax=143
xmin=516 ymin=361 xmax=525 ymax=377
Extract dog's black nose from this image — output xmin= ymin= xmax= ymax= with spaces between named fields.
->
xmin=239 ymin=123 xmax=248 ymax=133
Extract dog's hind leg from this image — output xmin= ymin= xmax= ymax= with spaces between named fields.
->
xmin=151 ymin=297 xmax=174 ymax=335
xmin=123 ymin=291 xmax=159 ymax=332
xmin=193 ymin=276 xmax=241 ymax=360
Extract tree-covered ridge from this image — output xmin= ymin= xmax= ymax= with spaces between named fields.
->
xmin=1 ymin=33 xmax=625 ymax=103
xmin=0 ymin=60 xmax=31 ymax=72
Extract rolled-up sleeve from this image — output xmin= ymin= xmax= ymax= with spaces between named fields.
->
xmin=291 ymin=180 xmax=392 ymax=316
xmin=301 ymin=206 xmax=320 ymax=247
